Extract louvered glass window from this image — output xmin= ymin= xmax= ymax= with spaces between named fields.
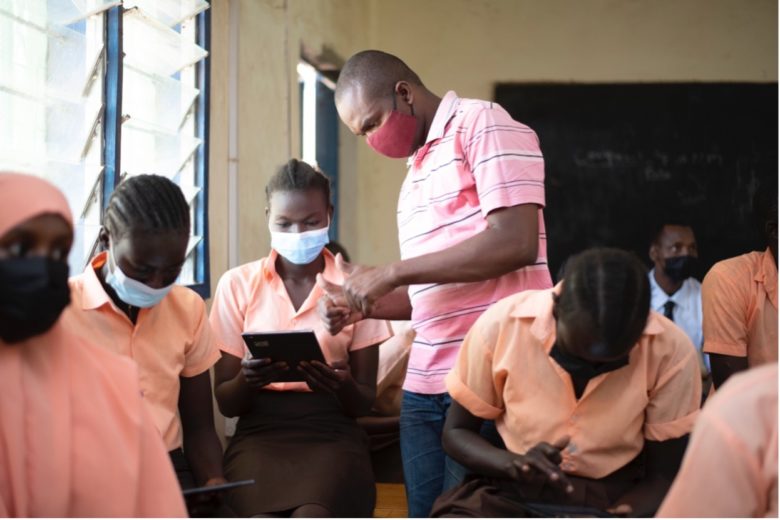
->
xmin=120 ymin=0 xmax=209 ymax=289
xmin=0 ymin=0 xmax=210 ymax=295
xmin=0 ymin=0 xmax=113 ymax=274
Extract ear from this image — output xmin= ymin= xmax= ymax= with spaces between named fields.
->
xmin=265 ymin=206 xmax=270 ymax=220
xmin=648 ymin=244 xmax=659 ymax=263
xmin=395 ymin=81 xmax=415 ymax=106
xmin=97 ymin=227 xmax=110 ymax=251
xmin=328 ymin=205 xmax=334 ymax=222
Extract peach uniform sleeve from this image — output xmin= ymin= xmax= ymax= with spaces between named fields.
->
xmin=657 ymin=363 xmax=778 ymax=517
xmin=642 ymin=331 xmax=702 ymax=441
xmin=445 ymin=299 xmax=508 ymax=420
xmin=182 ymin=296 xmax=222 ymax=377
xmin=702 ymin=259 xmax=752 ymax=357
xmin=209 ymin=263 xmax=252 ymax=359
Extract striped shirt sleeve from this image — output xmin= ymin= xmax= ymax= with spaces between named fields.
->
xmin=462 ymin=104 xmax=546 ymax=217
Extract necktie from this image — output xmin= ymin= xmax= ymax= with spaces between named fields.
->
xmin=663 ymin=300 xmax=675 ymax=322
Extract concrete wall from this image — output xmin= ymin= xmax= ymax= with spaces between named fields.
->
xmin=209 ymin=0 xmax=777 ymax=286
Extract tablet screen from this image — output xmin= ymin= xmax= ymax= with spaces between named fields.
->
xmin=182 ymin=479 xmax=255 ymax=497
xmin=242 ymin=330 xmax=326 ymax=382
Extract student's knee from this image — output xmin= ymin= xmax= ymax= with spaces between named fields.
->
xmin=290 ymin=503 xmax=331 ymax=517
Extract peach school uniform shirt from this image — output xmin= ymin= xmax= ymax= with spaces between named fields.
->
xmin=0 ymin=171 xmax=185 ymax=517
xmin=398 ymin=91 xmax=553 ymax=394
xmin=446 ymin=287 xmax=702 ymax=479
xmin=702 ymin=248 xmax=778 ymax=368
xmin=658 ymin=363 xmax=777 ymax=517
xmin=68 ymin=251 xmax=221 ymax=450
xmin=209 ymin=248 xmax=392 ymax=391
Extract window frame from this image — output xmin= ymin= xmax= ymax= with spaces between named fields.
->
xmin=100 ymin=3 xmax=211 ymax=298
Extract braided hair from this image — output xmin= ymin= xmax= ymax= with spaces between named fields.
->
xmin=555 ymin=248 xmax=650 ymax=356
xmin=104 ymin=174 xmax=190 ymax=237
xmin=265 ymin=159 xmax=331 ymax=208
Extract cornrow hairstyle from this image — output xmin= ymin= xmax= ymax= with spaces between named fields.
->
xmin=335 ymin=50 xmax=423 ymax=105
xmin=265 ymin=159 xmax=331 ymax=208
xmin=556 ymin=248 xmax=650 ymax=356
xmin=104 ymin=174 xmax=190 ymax=237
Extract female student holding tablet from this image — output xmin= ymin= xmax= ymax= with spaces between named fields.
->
xmin=210 ymin=159 xmax=391 ymax=517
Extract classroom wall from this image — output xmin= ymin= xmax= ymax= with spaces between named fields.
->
xmin=209 ymin=0 xmax=370 ymax=286
xmin=209 ymin=0 xmax=777 ymax=288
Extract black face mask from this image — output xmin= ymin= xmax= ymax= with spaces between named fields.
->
xmin=0 ymin=257 xmax=70 ymax=344
xmin=663 ymin=255 xmax=697 ymax=283
xmin=549 ymin=343 xmax=629 ymax=381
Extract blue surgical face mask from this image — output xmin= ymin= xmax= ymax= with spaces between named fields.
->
xmin=105 ymin=246 xmax=174 ymax=308
xmin=270 ymin=221 xmax=330 ymax=265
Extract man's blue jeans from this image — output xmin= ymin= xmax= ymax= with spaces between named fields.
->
xmin=400 ymin=390 xmax=503 ymax=517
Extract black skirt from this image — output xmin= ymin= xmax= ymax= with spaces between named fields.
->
xmin=223 ymin=391 xmax=375 ymax=517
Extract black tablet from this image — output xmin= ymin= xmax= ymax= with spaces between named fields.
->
xmin=242 ymin=330 xmax=327 ymax=382
xmin=182 ymin=479 xmax=255 ymax=498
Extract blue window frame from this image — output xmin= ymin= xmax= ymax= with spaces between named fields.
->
xmin=101 ymin=3 xmax=211 ymax=298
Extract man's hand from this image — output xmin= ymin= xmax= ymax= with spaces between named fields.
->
xmin=338 ymin=254 xmax=397 ymax=317
xmin=506 ymin=436 xmax=574 ymax=494
xmin=317 ymin=257 xmax=364 ymax=335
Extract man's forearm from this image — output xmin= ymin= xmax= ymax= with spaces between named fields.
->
xmin=367 ymin=286 xmax=413 ymax=320
xmin=389 ymin=225 xmax=538 ymax=286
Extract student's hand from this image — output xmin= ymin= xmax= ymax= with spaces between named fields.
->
xmin=316 ymin=271 xmax=364 ymax=335
xmin=341 ymin=257 xmax=397 ymax=317
xmin=184 ymin=477 xmax=230 ymax=518
xmin=240 ymin=357 xmax=288 ymax=389
xmin=606 ymin=504 xmax=633 ymax=517
xmin=298 ymin=359 xmax=352 ymax=394
xmin=506 ymin=436 xmax=574 ymax=494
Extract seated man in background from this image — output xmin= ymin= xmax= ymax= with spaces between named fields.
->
xmin=702 ymin=184 xmax=778 ymax=389
xmin=647 ymin=220 xmax=709 ymax=382
xmin=657 ymin=362 xmax=777 ymax=517
xmin=432 ymin=248 xmax=701 ymax=517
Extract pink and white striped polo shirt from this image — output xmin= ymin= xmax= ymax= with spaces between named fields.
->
xmin=399 ymin=90 xmax=553 ymax=394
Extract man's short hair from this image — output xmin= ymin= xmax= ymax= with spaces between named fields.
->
xmin=335 ymin=50 xmax=423 ymax=104
xmin=649 ymin=219 xmax=695 ymax=246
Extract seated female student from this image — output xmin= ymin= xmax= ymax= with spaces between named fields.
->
xmin=209 ymin=159 xmax=392 ymax=517
xmin=67 ymin=174 xmax=225 ymax=488
xmin=432 ymin=248 xmax=702 ymax=518
xmin=0 ymin=172 xmax=185 ymax=517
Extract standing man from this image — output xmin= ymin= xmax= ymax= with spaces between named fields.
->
xmin=648 ymin=221 xmax=708 ymax=376
xmin=320 ymin=50 xmax=552 ymax=516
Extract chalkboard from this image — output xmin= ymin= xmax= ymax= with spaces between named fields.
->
xmin=494 ymin=83 xmax=778 ymax=280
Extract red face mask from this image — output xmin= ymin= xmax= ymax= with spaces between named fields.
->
xmin=366 ymin=93 xmax=418 ymax=159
